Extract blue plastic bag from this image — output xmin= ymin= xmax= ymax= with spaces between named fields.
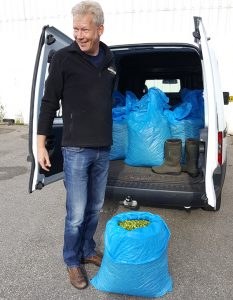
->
xmin=164 ymin=102 xmax=204 ymax=140
xmin=110 ymin=91 xmax=139 ymax=160
xmin=110 ymin=118 xmax=128 ymax=160
xmin=112 ymin=91 xmax=126 ymax=107
xmin=170 ymin=118 xmax=204 ymax=162
xmin=125 ymin=88 xmax=171 ymax=166
xmin=169 ymin=118 xmax=204 ymax=140
xmin=165 ymin=102 xmax=192 ymax=124
xmin=125 ymin=90 xmax=140 ymax=111
xmin=164 ymin=91 xmax=204 ymax=162
xmin=181 ymin=88 xmax=204 ymax=119
xmin=91 ymin=212 xmax=173 ymax=298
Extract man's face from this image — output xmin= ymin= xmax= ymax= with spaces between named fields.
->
xmin=73 ymin=13 xmax=104 ymax=56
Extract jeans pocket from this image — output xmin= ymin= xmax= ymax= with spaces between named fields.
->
xmin=63 ymin=146 xmax=85 ymax=153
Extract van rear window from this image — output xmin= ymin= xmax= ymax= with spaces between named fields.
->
xmin=145 ymin=79 xmax=181 ymax=93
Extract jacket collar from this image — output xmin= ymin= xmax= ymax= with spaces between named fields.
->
xmin=68 ymin=40 xmax=113 ymax=62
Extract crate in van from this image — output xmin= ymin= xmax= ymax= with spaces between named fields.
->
xmin=28 ymin=17 xmax=228 ymax=211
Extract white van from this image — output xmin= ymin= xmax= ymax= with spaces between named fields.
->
xmin=28 ymin=17 xmax=229 ymax=211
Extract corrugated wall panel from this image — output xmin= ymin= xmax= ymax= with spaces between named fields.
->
xmin=1 ymin=0 xmax=233 ymax=19
xmin=0 ymin=0 xmax=232 ymax=123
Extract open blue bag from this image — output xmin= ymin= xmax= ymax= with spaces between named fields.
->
xmin=125 ymin=88 xmax=171 ymax=166
xmin=91 ymin=212 xmax=173 ymax=298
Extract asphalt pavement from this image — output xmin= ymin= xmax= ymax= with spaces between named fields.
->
xmin=0 ymin=124 xmax=233 ymax=300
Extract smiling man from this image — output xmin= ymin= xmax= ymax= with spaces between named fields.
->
xmin=73 ymin=10 xmax=103 ymax=55
xmin=37 ymin=1 xmax=116 ymax=290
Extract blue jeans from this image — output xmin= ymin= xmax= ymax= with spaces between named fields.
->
xmin=62 ymin=146 xmax=110 ymax=268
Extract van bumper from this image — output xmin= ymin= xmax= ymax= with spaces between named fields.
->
xmin=213 ymin=160 xmax=227 ymax=198
xmin=105 ymin=185 xmax=206 ymax=208
xmin=106 ymin=160 xmax=227 ymax=209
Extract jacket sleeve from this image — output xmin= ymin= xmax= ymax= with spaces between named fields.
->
xmin=37 ymin=52 xmax=64 ymax=136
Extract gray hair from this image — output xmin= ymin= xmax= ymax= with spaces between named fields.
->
xmin=71 ymin=1 xmax=104 ymax=26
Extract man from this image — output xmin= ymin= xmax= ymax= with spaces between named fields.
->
xmin=37 ymin=1 xmax=116 ymax=289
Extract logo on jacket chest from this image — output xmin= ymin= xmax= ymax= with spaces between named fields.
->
xmin=107 ymin=66 xmax=117 ymax=76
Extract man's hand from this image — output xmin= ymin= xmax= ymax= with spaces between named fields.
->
xmin=37 ymin=135 xmax=51 ymax=171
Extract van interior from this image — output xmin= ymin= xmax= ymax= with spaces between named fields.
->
xmin=106 ymin=44 xmax=206 ymax=206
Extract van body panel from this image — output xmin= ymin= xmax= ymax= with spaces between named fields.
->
xmin=209 ymin=47 xmax=227 ymax=164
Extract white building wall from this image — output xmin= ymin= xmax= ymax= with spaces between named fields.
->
xmin=0 ymin=0 xmax=232 ymax=125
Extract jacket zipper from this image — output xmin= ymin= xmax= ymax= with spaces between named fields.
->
xmin=69 ymin=113 xmax=73 ymax=133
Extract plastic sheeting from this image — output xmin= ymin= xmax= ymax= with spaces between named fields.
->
xmin=91 ymin=212 xmax=173 ymax=298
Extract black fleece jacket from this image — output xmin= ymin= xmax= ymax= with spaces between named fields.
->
xmin=37 ymin=41 xmax=116 ymax=147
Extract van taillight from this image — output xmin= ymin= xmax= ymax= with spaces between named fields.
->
xmin=218 ymin=131 xmax=223 ymax=165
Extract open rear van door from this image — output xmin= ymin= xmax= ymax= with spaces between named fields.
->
xmin=28 ymin=26 xmax=72 ymax=193
xmin=193 ymin=17 xmax=218 ymax=209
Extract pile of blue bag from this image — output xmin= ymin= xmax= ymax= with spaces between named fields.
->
xmin=110 ymin=87 xmax=204 ymax=165
xmin=91 ymin=212 xmax=173 ymax=298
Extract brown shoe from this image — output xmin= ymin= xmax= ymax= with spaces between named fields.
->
xmin=81 ymin=253 xmax=103 ymax=267
xmin=67 ymin=267 xmax=88 ymax=289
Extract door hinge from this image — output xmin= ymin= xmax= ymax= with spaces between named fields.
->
xmin=46 ymin=34 xmax=56 ymax=45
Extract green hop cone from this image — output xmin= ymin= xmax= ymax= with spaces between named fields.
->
xmin=118 ymin=219 xmax=150 ymax=230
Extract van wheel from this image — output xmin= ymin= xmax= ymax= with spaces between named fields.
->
xmin=202 ymin=193 xmax=221 ymax=211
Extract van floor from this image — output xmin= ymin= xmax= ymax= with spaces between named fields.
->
xmin=107 ymin=160 xmax=204 ymax=192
